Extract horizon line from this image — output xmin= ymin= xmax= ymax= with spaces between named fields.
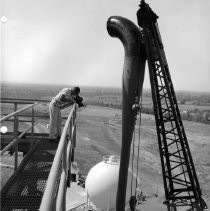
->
xmin=1 ymin=80 xmax=210 ymax=94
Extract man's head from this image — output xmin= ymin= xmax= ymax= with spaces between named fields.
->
xmin=72 ymin=86 xmax=80 ymax=96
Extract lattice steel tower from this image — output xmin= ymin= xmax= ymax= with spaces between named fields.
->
xmin=137 ymin=1 xmax=207 ymax=210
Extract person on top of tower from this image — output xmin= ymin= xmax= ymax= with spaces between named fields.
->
xmin=49 ymin=86 xmax=84 ymax=142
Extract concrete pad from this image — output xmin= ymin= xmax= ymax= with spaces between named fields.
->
xmin=135 ymin=197 xmax=166 ymax=211
xmin=66 ymin=182 xmax=87 ymax=211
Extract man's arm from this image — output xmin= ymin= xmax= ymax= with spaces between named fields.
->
xmin=60 ymin=93 xmax=75 ymax=109
xmin=60 ymin=94 xmax=74 ymax=103
xmin=60 ymin=102 xmax=72 ymax=110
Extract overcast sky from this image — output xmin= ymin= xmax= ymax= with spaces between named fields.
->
xmin=1 ymin=0 xmax=210 ymax=92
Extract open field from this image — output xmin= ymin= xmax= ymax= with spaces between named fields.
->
xmin=1 ymin=82 xmax=210 ymax=210
xmin=74 ymin=106 xmax=210 ymax=209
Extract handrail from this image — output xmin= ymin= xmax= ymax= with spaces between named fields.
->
xmin=39 ymin=103 xmax=77 ymax=211
xmin=0 ymin=120 xmax=39 ymax=156
xmin=0 ymin=103 xmax=38 ymax=123
xmin=0 ymin=100 xmax=40 ymax=170
xmin=0 ymin=97 xmax=50 ymax=103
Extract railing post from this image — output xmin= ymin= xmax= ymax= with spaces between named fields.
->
xmin=67 ymin=117 xmax=72 ymax=188
xmin=31 ymin=107 xmax=35 ymax=145
xmin=71 ymin=106 xmax=77 ymax=162
xmin=56 ymin=171 xmax=67 ymax=211
xmin=74 ymin=106 xmax=77 ymax=148
xmin=62 ymin=137 xmax=67 ymax=172
xmin=69 ymin=117 xmax=72 ymax=144
xmin=14 ymin=102 xmax=19 ymax=171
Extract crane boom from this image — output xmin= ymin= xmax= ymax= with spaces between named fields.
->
xmin=137 ymin=1 xmax=207 ymax=210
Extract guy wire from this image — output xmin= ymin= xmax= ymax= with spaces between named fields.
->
xmin=135 ymin=92 xmax=143 ymax=195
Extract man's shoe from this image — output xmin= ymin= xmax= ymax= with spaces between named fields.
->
xmin=49 ymin=138 xmax=59 ymax=143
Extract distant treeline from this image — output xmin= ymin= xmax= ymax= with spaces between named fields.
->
xmin=83 ymin=89 xmax=210 ymax=125
xmin=86 ymin=99 xmax=154 ymax=114
xmin=86 ymin=101 xmax=210 ymax=124
xmin=181 ymin=109 xmax=210 ymax=125
xmin=179 ymin=94 xmax=210 ymax=105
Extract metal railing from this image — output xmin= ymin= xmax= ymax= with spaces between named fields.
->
xmin=0 ymin=100 xmax=40 ymax=169
xmin=39 ymin=103 xmax=77 ymax=211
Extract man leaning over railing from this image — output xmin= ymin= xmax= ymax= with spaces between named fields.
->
xmin=49 ymin=86 xmax=84 ymax=143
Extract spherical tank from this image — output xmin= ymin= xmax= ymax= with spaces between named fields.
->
xmin=85 ymin=155 xmax=139 ymax=210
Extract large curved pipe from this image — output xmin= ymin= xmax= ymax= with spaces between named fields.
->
xmin=107 ymin=16 xmax=146 ymax=211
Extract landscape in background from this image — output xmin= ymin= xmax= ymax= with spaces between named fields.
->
xmin=1 ymin=82 xmax=210 ymax=125
xmin=1 ymin=82 xmax=210 ymax=209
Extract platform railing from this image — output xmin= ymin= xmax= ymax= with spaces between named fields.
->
xmin=0 ymin=101 xmax=40 ymax=169
xmin=39 ymin=103 xmax=77 ymax=211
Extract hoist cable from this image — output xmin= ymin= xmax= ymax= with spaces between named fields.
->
xmin=130 ymin=123 xmax=136 ymax=196
xmin=135 ymin=93 xmax=143 ymax=195
xmin=130 ymin=92 xmax=143 ymax=197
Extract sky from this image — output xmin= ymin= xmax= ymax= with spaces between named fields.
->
xmin=1 ymin=0 xmax=210 ymax=92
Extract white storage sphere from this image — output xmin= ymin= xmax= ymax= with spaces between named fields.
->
xmin=85 ymin=155 xmax=138 ymax=210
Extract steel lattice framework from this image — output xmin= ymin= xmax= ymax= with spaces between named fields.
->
xmin=137 ymin=1 xmax=207 ymax=210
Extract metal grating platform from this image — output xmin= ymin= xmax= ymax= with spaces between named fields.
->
xmin=0 ymin=139 xmax=61 ymax=211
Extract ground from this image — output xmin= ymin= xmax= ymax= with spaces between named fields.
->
xmin=74 ymin=105 xmax=210 ymax=210
xmin=1 ymin=105 xmax=210 ymax=210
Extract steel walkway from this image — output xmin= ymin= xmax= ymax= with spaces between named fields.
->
xmin=1 ymin=138 xmax=61 ymax=211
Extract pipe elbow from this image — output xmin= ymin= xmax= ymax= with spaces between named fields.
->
xmin=107 ymin=16 xmax=140 ymax=57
